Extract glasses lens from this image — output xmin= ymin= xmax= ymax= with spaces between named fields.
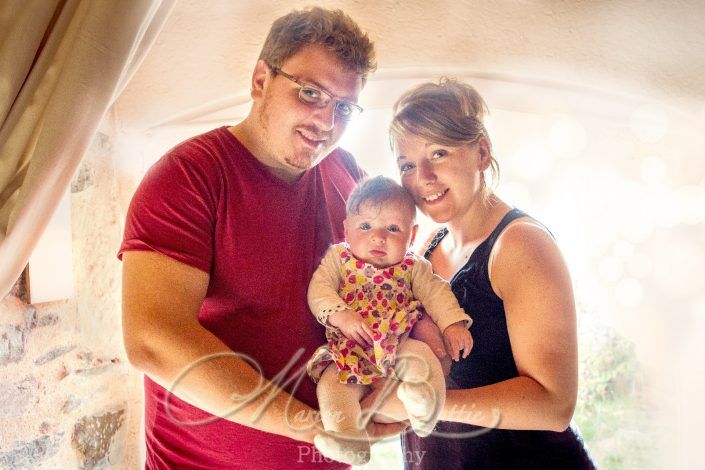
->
xmin=335 ymin=101 xmax=362 ymax=120
xmin=293 ymin=78 xmax=362 ymax=121
xmin=299 ymin=85 xmax=325 ymax=105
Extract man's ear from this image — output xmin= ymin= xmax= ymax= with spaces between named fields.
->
xmin=410 ymin=223 xmax=419 ymax=246
xmin=477 ymin=137 xmax=492 ymax=171
xmin=251 ymin=59 xmax=270 ymax=100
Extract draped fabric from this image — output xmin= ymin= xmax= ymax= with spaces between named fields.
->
xmin=0 ymin=0 xmax=176 ymax=296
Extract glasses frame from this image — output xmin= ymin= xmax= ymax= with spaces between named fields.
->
xmin=271 ymin=66 xmax=363 ymax=121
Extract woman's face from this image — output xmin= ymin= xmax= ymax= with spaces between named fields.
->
xmin=394 ymin=133 xmax=490 ymax=224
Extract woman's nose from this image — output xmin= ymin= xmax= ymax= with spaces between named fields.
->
xmin=416 ymin=162 xmax=436 ymax=184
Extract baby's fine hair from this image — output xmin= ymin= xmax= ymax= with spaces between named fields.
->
xmin=346 ymin=176 xmax=416 ymax=220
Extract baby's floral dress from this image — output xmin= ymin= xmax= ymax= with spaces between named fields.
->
xmin=307 ymin=244 xmax=423 ymax=385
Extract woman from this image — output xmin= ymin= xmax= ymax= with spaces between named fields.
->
xmin=374 ymin=78 xmax=595 ymax=468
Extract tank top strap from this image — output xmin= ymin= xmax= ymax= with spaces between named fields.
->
xmin=481 ymin=208 xmax=529 ymax=253
xmin=422 ymin=208 xmax=533 ymax=260
xmin=422 ymin=227 xmax=449 ymax=259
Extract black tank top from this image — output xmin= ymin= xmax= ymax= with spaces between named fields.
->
xmin=402 ymin=208 xmax=595 ymax=469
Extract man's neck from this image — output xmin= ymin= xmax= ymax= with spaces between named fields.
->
xmin=228 ymin=121 xmax=304 ymax=183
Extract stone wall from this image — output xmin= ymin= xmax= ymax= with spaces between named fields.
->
xmin=0 ymin=129 xmax=143 ymax=469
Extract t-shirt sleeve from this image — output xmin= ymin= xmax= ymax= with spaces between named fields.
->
xmin=117 ymin=149 xmax=218 ymax=273
xmin=410 ymin=255 xmax=472 ymax=332
xmin=337 ymin=147 xmax=367 ymax=181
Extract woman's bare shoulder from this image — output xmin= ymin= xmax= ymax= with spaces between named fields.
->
xmin=494 ymin=217 xmax=557 ymax=257
xmin=489 ymin=217 xmax=569 ymax=297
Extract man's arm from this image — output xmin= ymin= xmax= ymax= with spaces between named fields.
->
xmin=121 ymin=250 xmax=319 ymax=442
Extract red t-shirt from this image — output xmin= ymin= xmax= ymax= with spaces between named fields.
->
xmin=118 ymin=126 xmax=365 ymax=469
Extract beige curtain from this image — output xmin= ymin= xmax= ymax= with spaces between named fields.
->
xmin=0 ymin=0 xmax=176 ymax=297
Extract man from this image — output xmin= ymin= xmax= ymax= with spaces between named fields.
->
xmin=119 ymin=7 xmax=392 ymax=468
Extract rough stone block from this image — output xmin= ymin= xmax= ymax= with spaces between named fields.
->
xmin=71 ymin=161 xmax=94 ymax=193
xmin=37 ymin=313 xmax=58 ymax=328
xmin=0 ymin=433 xmax=63 ymax=468
xmin=0 ymin=325 xmax=27 ymax=365
xmin=61 ymin=395 xmax=82 ymax=414
xmin=72 ymin=409 xmax=125 ymax=469
xmin=34 ymin=345 xmax=77 ymax=366
xmin=0 ymin=307 xmax=59 ymax=365
xmin=0 ymin=376 xmax=40 ymax=417
xmin=6 ymin=269 xmax=28 ymax=302
xmin=23 ymin=306 xmax=37 ymax=327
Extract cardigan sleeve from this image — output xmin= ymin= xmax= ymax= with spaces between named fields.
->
xmin=410 ymin=255 xmax=472 ymax=333
xmin=307 ymin=244 xmax=349 ymax=326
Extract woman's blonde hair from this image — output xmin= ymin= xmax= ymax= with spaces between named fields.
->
xmin=390 ymin=78 xmax=500 ymax=198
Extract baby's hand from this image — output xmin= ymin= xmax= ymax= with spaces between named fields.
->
xmin=329 ymin=309 xmax=374 ymax=347
xmin=442 ymin=321 xmax=473 ymax=362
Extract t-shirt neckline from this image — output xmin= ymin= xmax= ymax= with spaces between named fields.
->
xmin=218 ymin=125 xmax=317 ymax=189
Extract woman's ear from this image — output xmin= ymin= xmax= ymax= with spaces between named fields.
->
xmin=477 ymin=137 xmax=492 ymax=171
xmin=251 ymin=60 xmax=270 ymax=100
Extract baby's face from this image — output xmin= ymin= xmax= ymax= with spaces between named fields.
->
xmin=344 ymin=199 xmax=418 ymax=269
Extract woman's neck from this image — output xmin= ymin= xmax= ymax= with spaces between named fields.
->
xmin=445 ymin=193 xmax=510 ymax=250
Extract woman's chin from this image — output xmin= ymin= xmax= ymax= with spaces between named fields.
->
xmin=422 ymin=208 xmax=452 ymax=224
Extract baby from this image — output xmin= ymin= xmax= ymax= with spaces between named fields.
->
xmin=307 ymin=176 xmax=473 ymax=465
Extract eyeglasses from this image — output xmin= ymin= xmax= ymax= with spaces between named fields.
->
xmin=271 ymin=67 xmax=363 ymax=121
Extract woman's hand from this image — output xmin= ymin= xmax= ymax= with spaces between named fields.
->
xmin=329 ymin=309 xmax=374 ymax=347
xmin=443 ymin=321 xmax=474 ymax=361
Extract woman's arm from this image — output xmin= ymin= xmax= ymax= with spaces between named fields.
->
xmin=364 ymin=221 xmax=578 ymax=432
xmin=443 ymin=220 xmax=578 ymax=431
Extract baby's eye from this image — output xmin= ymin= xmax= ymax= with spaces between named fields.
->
xmin=399 ymin=162 xmax=415 ymax=174
xmin=431 ymin=149 xmax=447 ymax=159
xmin=387 ymin=225 xmax=400 ymax=233
xmin=360 ymin=222 xmax=371 ymax=230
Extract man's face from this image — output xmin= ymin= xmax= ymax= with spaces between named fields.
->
xmin=252 ymin=44 xmax=363 ymax=181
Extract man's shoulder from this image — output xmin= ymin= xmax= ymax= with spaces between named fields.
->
xmin=160 ymin=126 xmax=233 ymax=164
xmin=319 ymin=147 xmax=365 ymax=180
xmin=146 ymin=127 xmax=240 ymax=184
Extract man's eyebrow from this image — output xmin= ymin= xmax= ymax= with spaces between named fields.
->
xmin=305 ymin=78 xmax=357 ymax=102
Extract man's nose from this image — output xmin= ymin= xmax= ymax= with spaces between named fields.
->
xmin=310 ymin=101 xmax=336 ymax=132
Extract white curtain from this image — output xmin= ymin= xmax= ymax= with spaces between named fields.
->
xmin=0 ymin=0 xmax=176 ymax=297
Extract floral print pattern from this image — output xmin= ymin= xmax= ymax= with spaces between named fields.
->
xmin=307 ymin=244 xmax=422 ymax=384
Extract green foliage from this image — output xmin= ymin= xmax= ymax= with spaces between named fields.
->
xmin=574 ymin=313 xmax=659 ymax=469
xmin=578 ymin=320 xmax=644 ymax=418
